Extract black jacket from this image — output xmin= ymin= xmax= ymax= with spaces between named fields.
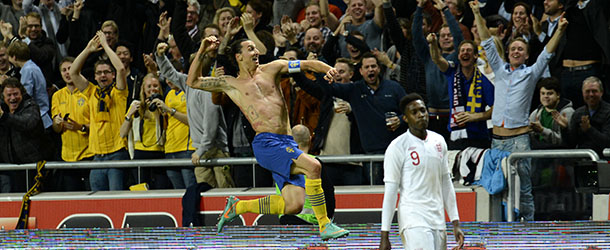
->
xmin=28 ymin=31 xmax=56 ymax=84
xmin=0 ymin=94 xmax=50 ymax=164
xmin=568 ymin=100 xmax=610 ymax=158
xmin=291 ymin=72 xmax=363 ymax=155
xmin=550 ymin=0 xmax=610 ymax=77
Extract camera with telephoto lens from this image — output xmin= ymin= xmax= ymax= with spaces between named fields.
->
xmin=147 ymin=93 xmax=164 ymax=111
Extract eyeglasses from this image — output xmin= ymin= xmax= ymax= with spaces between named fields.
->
xmin=27 ymin=24 xmax=41 ymax=28
xmin=95 ymin=70 xmax=113 ymax=75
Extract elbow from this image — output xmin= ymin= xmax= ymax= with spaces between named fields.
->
xmin=115 ymin=65 xmax=127 ymax=76
xmin=69 ymin=68 xmax=79 ymax=79
xmin=186 ymin=77 xmax=195 ymax=88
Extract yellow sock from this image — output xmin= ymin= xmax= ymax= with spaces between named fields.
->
xmin=305 ymin=178 xmax=330 ymax=231
xmin=236 ymin=195 xmax=285 ymax=215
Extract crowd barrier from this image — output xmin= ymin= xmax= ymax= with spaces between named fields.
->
xmin=0 ymin=150 xmax=608 ymax=223
xmin=505 ymin=149 xmax=600 ymax=221
xmin=0 ymin=155 xmax=384 ymax=188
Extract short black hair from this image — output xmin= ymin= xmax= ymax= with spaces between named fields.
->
xmin=399 ymin=93 xmax=424 ymax=114
xmin=115 ymin=40 xmax=134 ymax=54
xmin=537 ymin=77 xmax=561 ymax=94
xmin=485 ymin=15 xmax=509 ymax=29
xmin=458 ymin=40 xmax=478 ymax=55
xmin=285 ymin=46 xmax=305 ymax=60
xmin=94 ymin=60 xmax=116 ymax=73
xmin=226 ymin=38 xmax=249 ymax=68
xmin=360 ymin=51 xmax=378 ymax=65
xmin=1 ymin=77 xmax=27 ymax=98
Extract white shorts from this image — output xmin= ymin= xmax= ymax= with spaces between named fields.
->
xmin=400 ymin=227 xmax=447 ymax=250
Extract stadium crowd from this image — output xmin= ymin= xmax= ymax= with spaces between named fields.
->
xmin=0 ymin=0 xmax=608 ymax=218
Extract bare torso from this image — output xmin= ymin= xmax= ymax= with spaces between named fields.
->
xmin=224 ymin=64 xmax=290 ymax=135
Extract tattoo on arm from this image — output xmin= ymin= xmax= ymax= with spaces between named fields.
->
xmin=197 ymin=76 xmax=227 ymax=90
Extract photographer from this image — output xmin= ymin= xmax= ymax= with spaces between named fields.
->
xmin=120 ymin=73 xmax=169 ymax=189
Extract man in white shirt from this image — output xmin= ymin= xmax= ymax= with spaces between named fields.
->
xmin=379 ymin=93 xmax=464 ymax=250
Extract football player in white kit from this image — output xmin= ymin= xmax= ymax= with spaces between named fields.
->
xmin=379 ymin=93 xmax=465 ymax=250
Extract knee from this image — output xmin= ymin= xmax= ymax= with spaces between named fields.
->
xmin=308 ymin=160 xmax=322 ymax=178
xmin=283 ymin=199 xmax=304 ymax=214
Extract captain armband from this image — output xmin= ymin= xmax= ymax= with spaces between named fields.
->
xmin=288 ymin=60 xmax=301 ymax=73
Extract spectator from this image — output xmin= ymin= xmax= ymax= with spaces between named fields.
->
xmin=443 ymin=0 xmax=473 ymax=40
xmin=180 ymin=0 xmax=201 ymax=41
xmin=429 ymin=36 xmax=494 ymax=150
xmin=235 ymin=1 xmax=273 ymax=53
xmin=324 ymin=52 xmax=406 ymax=184
xmin=291 ymin=58 xmax=364 ymax=185
xmin=469 ymin=22 xmax=503 ymax=83
xmin=197 ymin=0 xmax=231 ymax=28
xmin=279 ymin=47 xmax=320 ymax=136
xmin=18 ymin=12 xmax=56 ymax=84
xmin=0 ymin=41 xmax=19 ymax=79
xmin=537 ymin=0 xmax=564 ymax=45
xmin=0 ymin=77 xmax=51 ymax=192
xmin=321 ymin=27 xmax=369 ymax=69
xmin=556 ymin=0 xmax=609 ymax=108
xmin=155 ymin=42 xmax=234 ymax=188
xmin=170 ymin=0 xmax=206 ymax=64
xmin=337 ymin=0 xmax=385 ymax=57
xmin=471 ymin=1 xmax=567 ymax=221
xmin=55 ymin=0 xmax=92 ymax=58
xmin=536 ymin=0 xmax=564 ymax=81
xmin=232 ymin=0 xmax=273 ymax=44
xmin=81 ymin=20 xmax=120 ymax=81
xmin=50 ymin=57 xmax=94 ymax=191
xmin=381 ymin=0 xmax=425 ymax=95
xmin=272 ymin=0 xmax=308 ymax=26
xmin=568 ymin=76 xmax=610 ymax=158
xmin=301 ymin=27 xmax=325 ymax=58
xmin=293 ymin=1 xmax=337 ymax=48
xmin=0 ymin=0 xmax=26 ymax=40
xmin=156 ymin=12 xmax=185 ymax=71
xmin=120 ymin=73 xmax=169 ymax=189
xmin=115 ymin=41 xmax=144 ymax=108
xmin=100 ymin=20 xmax=119 ymax=53
xmin=412 ymin=0 xmax=464 ymax=144
xmin=70 ymin=31 xmax=129 ymax=191
xmin=6 ymin=40 xmax=52 ymax=130
xmin=161 ymin=78 xmax=197 ymax=189
xmin=213 ymin=7 xmax=236 ymax=38
xmin=23 ymin=0 xmax=67 ymax=73
xmin=294 ymin=0 xmax=343 ymax=30
xmin=529 ymin=77 xmax=574 ymax=149
xmin=502 ymin=2 xmax=543 ymax=66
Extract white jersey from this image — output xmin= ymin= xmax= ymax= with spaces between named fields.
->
xmin=382 ymin=130 xmax=459 ymax=233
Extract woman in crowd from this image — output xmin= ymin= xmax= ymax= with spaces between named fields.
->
xmin=120 ymin=73 xmax=168 ymax=189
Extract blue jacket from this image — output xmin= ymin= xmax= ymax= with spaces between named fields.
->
xmin=412 ymin=6 xmax=464 ymax=109
xmin=329 ymin=79 xmax=406 ymax=153
xmin=479 ymin=148 xmax=511 ymax=195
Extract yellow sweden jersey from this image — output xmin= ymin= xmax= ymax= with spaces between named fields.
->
xmin=88 ymin=83 xmax=128 ymax=154
xmin=51 ymin=83 xmax=95 ymax=161
xmin=164 ymin=89 xmax=194 ymax=153
xmin=134 ymin=115 xmax=165 ymax=152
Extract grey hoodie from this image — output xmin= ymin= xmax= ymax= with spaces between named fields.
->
xmin=528 ymin=98 xmax=574 ymax=147
xmin=156 ymin=54 xmax=228 ymax=157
